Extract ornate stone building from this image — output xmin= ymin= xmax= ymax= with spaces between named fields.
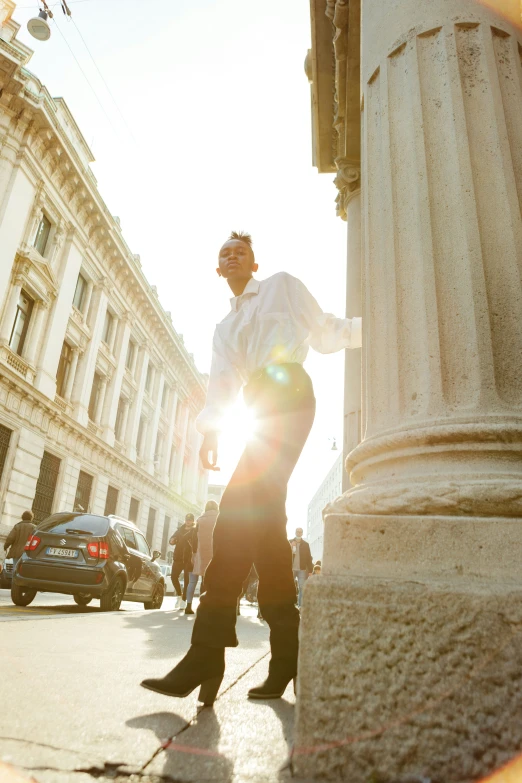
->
xmin=0 ymin=5 xmax=208 ymax=555
xmin=297 ymin=0 xmax=522 ymax=781
xmin=306 ymin=453 xmax=342 ymax=562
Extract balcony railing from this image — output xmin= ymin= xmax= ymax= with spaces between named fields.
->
xmin=0 ymin=345 xmax=35 ymax=383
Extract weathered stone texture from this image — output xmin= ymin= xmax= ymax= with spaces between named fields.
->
xmin=294 ymin=576 xmax=522 ymax=782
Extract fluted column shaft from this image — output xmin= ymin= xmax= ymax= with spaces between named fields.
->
xmin=345 ymin=0 xmax=522 ymax=516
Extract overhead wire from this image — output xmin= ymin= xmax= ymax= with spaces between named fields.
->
xmin=51 ymin=14 xmax=123 ymax=141
xmin=67 ymin=15 xmax=137 ymax=144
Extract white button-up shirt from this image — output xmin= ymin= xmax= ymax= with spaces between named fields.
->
xmin=196 ymin=272 xmax=362 ymax=434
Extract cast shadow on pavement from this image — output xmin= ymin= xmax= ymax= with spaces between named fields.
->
xmin=123 ymin=605 xmax=269 ymax=660
xmin=127 ymin=709 xmax=234 ymax=781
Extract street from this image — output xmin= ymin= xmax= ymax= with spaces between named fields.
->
xmin=0 ymin=590 xmax=295 ymax=783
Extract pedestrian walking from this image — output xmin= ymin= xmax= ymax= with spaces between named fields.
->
xmin=185 ymin=501 xmax=219 ymax=615
xmin=4 ymin=511 xmax=36 ymax=574
xmin=141 ymin=230 xmax=361 ymax=704
xmin=169 ymin=514 xmax=198 ymax=610
xmin=289 ymin=527 xmax=314 ymax=608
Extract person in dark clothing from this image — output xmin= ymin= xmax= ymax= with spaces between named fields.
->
xmin=4 ymin=510 xmax=36 ymax=574
xmin=141 ymin=230 xmax=361 ymax=705
xmin=289 ymin=527 xmax=314 ymax=608
xmin=169 ymin=513 xmax=198 ymax=609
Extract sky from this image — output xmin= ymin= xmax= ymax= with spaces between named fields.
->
xmin=13 ymin=0 xmax=348 ymax=534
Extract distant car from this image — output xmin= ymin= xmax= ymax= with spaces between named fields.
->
xmin=11 ymin=512 xmax=165 ymax=612
xmin=159 ymin=564 xmax=174 ymax=595
xmin=0 ymin=558 xmax=13 ymax=589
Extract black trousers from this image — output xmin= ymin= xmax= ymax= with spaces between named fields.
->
xmin=192 ymin=364 xmax=316 ymax=657
xmin=171 ymin=561 xmax=191 ymax=599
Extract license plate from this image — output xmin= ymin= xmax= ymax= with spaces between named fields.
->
xmin=46 ymin=547 xmax=79 ymax=558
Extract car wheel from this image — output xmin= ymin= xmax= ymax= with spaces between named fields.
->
xmin=11 ymin=583 xmax=37 ymax=607
xmin=100 ymin=578 xmax=124 ymax=612
xmin=73 ymin=593 xmax=93 ymax=606
xmin=144 ymin=584 xmax=164 ymax=610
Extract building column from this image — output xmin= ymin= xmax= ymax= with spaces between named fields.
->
xmin=162 ymin=387 xmax=178 ymax=484
xmin=118 ymin=397 xmax=131 ymax=445
xmin=23 ymin=300 xmax=48 ymax=366
xmin=295 ymin=2 xmax=522 ymax=781
xmin=174 ymin=401 xmax=189 ymax=494
xmin=93 ymin=376 xmax=108 ymax=424
xmin=63 ymin=347 xmax=80 ymax=401
xmin=82 ymin=280 xmax=94 ymax=322
xmin=127 ymin=344 xmax=149 ymax=462
xmin=101 ymin=316 xmax=131 ymax=446
xmin=0 ymin=279 xmax=21 ymax=344
xmin=70 ymin=283 xmax=108 ymax=427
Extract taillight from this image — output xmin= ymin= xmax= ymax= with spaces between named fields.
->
xmin=25 ymin=535 xmax=41 ymax=551
xmin=87 ymin=541 xmax=110 ymax=559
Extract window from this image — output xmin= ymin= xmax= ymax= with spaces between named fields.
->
xmin=0 ymin=425 xmax=12 ymax=485
xmin=117 ymin=524 xmax=137 ymax=549
xmin=146 ymin=506 xmax=156 ymax=547
xmin=114 ymin=397 xmax=126 ymax=441
xmin=102 ymin=309 xmax=114 ymax=346
xmin=40 ymin=513 xmax=108 ymax=536
xmin=161 ymin=384 xmax=169 ymax=410
xmin=104 ymin=485 xmax=119 ymax=516
xmin=9 ymin=290 xmax=34 ymax=356
xmin=135 ymin=531 xmax=151 ymax=557
xmin=73 ymin=273 xmax=88 ymax=312
xmin=32 ymin=451 xmax=61 ymax=523
xmin=145 ymin=363 xmax=153 ymax=393
xmin=128 ymin=497 xmax=140 ymax=523
xmin=34 ymin=214 xmax=51 ymax=256
xmin=56 ymin=342 xmax=73 ymax=398
xmin=88 ymin=372 xmax=103 ymax=422
xmin=74 ymin=470 xmax=93 ymax=512
xmin=161 ymin=515 xmax=171 ymax=559
xmin=125 ymin=339 xmax=135 ymax=371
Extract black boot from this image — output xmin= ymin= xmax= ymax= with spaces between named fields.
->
xmin=185 ymin=602 xmax=194 ymax=615
xmin=141 ymin=645 xmax=225 ymax=705
xmin=248 ymin=657 xmax=297 ymax=700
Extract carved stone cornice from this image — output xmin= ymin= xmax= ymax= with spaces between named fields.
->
xmin=334 ymin=158 xmax=361 ymax=219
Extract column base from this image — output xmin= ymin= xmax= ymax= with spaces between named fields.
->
xmin=294 ymin=574 xmax=522 ymax=782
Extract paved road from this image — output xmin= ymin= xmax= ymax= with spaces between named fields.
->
xmin=0 ymin=588 xmax=180 ymax=620
xmin=0 ymin=590 xmax=294 ymax=783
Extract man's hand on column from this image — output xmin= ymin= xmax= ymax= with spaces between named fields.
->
xmin=200 ymin=431 xmax=220 ymax=471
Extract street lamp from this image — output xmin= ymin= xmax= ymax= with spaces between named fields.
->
xmin=27 ymin=9 xmax=51 ymax=41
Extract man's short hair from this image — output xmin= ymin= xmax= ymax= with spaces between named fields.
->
xmin=228 ymin=230 xmax=253 ymax=248
xmin=21 ymin=510 xmax=34 ymax=522
xmin=185 ymin=513 xmax=195 ymax=522
xmin=205 ymin=500 xmax=219 ymax=512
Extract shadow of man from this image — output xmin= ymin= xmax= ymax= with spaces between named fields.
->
xmin=127 ymin=709 xmax=234 ymax=780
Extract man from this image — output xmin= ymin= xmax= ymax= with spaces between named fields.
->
xmin=4 ymin=511 xmax=36 ymax=574
xmin=289 ymin=527 xmax=314 ymax=608
xmin=141 ymin=231 xmax=361 ymax=705
xmin=169 ymin=514 xmax=198 ymax=610
xmin=185 ymin=501 xmax=219 ymax=615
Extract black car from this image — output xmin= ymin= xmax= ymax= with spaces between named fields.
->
xmin=11 ymin=512 xmax=165 ymax=612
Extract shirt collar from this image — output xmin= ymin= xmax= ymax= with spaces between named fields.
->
xmin=229 ymin=277 xmax=260 ymax=311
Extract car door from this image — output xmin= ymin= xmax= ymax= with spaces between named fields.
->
xmin=116 ymin=525 xmax=143 ymax=596
xmin=134 ymin=532 xmax=155 ymax=598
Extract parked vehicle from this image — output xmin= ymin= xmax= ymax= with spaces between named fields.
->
xmin=0 ymin=558 xmax=13 ymax=589
xmin=159 ymin=564 xmax=174 ymax=595
xmin=11 ymin=512 xmax=165 ymax=612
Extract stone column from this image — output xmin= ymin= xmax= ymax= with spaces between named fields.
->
xmin=161 ymin=387 xmax=178 ymax=485
xmin=63 ymin=347 xmax=80 ymax=401
xmin=118 ymin=397 xmax=130 ymax=445
xmin=295 ymin=2 xmax=522 ymax=781
xmin=101 ymin=316 xmax=131 ymax=445
xmin=127 ymin=344 xmax=149 ymax=462
xmin=93 ymin=376 xmax=107 ymax=424
xmin=70 ymin=283 xmax=108 ymax=426
xmin=174 ymin=402 xmax=189 ymax=494
xmin=0 ymin=279 xmax=21 ymax=344
xmin=23 ymin=300 xmax=48 ymax=365
xmin=145 ymin=371 xmax=165 ymax=474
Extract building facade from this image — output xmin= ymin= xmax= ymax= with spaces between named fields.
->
xmin=0 ymin=7 xmax=208 ymax=558
xmin=306 ymin=452 xmax=342 ymax=562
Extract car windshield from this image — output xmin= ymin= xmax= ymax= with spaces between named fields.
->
xmin=37 ymin=514 xmax=109 ymax=537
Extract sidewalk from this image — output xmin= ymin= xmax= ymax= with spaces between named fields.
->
xmin=0 ymin=602 xmax=295 ymax=783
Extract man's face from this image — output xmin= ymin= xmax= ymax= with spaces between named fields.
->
xmin=296 ymin=528 xmax=303 ymax=538
xmin=217 ymin=240 xmax=258 ymax=282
